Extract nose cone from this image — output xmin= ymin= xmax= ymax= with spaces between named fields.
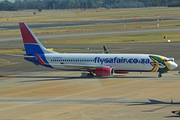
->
xmin=169 ymin=62 xmax=178 ymax=70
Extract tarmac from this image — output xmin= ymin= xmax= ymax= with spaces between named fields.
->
xmin=1 ymin=27 xmax=180 ymax=42
xmin=0 ymin=41 xmax=179 ymax=119
xmin=0 ymin=69 xmax=180 ymax=120
xmin=0 ymin=26 xmax=180 ymax=119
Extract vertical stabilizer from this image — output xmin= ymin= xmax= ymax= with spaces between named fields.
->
xmin=19 ymin=23 xmax=54 ymax=55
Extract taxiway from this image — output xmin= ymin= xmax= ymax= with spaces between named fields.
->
xmin=0 ymin=25 xmax=180 ymax=119
xmin=0 ymin=69 xmax=179 ymax=120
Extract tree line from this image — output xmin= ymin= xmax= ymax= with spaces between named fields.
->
xmin=0 ymin=0 xmax=179 ymax=11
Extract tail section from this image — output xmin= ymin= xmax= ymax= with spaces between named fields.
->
xmin=19 ymin=23 xmax=54 ymax=55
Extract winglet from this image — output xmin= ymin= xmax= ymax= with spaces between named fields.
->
xmin=35 ymin=53 xmax=47 ymax=65
xmin=103 ymin=46 xmax=109 ymax=54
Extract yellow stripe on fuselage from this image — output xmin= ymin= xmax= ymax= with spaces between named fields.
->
xmin=150 ymin=56 xmax=159 ymax=72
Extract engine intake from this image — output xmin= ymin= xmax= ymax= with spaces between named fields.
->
xmin=95 ymin=67 xmax=114 ymax=76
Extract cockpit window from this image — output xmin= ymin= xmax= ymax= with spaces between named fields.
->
xmin=167 ymin=60 xmax=173 ymax=62
xmin=162 ymin=60 xmax=168 ymax=62
xmin=167 ymin=58 xmax=174 ymax=62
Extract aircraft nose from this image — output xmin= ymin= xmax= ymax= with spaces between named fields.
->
xmin=169 ymin=62 xmax=178 ymax=70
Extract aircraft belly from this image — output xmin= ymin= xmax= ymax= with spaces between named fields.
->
xmin=113 ymin=63 xmax=153 ymax=71
xmin=51 ymin=65 xmax=76 ymax=70
xmin=50 ymin=64 xmax=89 ymax=71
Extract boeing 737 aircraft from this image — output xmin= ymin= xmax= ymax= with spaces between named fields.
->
xmin=19 ymin=23 xmax=178 ymax=78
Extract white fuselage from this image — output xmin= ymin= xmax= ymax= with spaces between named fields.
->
xmin=45 ymin=53 xmax=158 ymax=72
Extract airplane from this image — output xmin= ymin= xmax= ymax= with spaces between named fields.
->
xmin=19 ymin=22 xmax=178 ymax=78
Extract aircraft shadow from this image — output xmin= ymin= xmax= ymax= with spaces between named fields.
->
xmin=4 ymin=75 xmax=157 ymax=82
xmin=127 ymin=99 xmax=180 ymax=106
xmin=165 ymin=115 xmax=180 ymax=118
xmin=16 ymin=76 xmax=91 ymax=82
xmin=112 ymin=75 xmax=157 ymax=78
xmin=92 ymin=98 xmax=180 ymax=113
xmin=0 ymin=74 xmax=156 ymax=79
xmin=13 ymin=75 xmax=123 ymax=82
xmin=0 ymin=73 xmax=157 ymax=82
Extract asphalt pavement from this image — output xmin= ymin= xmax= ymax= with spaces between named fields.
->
xmin=0 ymin=17 xmax=180 ymax=30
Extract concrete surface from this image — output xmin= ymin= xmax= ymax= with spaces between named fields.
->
xmin=0 ymin=70 xmax=179 ymax=120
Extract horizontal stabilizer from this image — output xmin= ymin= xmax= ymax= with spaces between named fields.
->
xmin=6 ymin=54 xmax=35 ymax=58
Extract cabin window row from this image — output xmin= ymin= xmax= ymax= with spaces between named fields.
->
xmin=51 ymin=59 xmax=95 ymax=62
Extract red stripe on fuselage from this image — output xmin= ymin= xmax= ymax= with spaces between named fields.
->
xmin=19 ymin=23 xmax=37 ymax=44
xmin=35 ymin=53 xmax=47 ymax=65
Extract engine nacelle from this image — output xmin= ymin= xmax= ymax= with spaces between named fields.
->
xmin=115 ymin=71 xmax=130 ymax=74
xmin=95 ymin=67 xmax=114 ymax=76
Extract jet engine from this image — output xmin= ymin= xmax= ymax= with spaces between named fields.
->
xmin=95 ymin=67 xmax=114 ymax=76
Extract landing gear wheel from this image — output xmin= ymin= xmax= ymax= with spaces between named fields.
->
xmin=87 ymin=73 xmax=94 ymax=78
xmin=158 ymin=73 xmax=162 ymax=78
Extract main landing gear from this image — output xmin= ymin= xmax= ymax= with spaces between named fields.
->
xmin=87 ymin=73 xmax=94 ymax=78
xmin=158 ymin=73 xmax=162 ymax=78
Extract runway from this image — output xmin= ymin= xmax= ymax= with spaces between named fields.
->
xmin=1 ymin=17 xmax=180 ymax=30
xmin=1 ymin=27 xmax=180 ymax=43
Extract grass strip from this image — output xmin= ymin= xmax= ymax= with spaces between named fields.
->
xmin=0 ymin=20 xmax=180 ymax=37
xmin=46 ymin=31 xmax=180 ymax=44
xmin=1 ymin=7 xmax=180 ymax=23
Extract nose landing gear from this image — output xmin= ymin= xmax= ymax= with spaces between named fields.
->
xmin=158 ymin=73 xmax=162 ymax=78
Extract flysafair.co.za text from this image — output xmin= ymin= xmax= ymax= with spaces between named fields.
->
xmin=94 ymin=57 xmax=150 ymax=65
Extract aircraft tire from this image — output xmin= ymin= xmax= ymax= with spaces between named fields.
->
xmin=158 ymin=73 xmax=162 ymax=78
xmin=87 ymin=73 xmax=94 ymax=78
